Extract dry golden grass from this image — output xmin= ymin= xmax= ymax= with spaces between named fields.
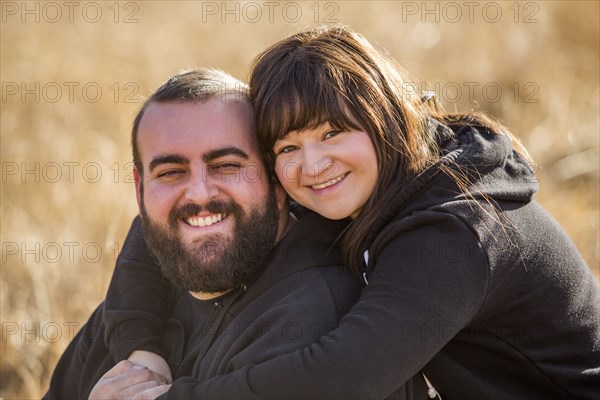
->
xmin=1 ymin=1 xmax=598 ymax=398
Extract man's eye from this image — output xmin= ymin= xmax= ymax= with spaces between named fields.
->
xmin=157 ymin=169 xmax=183 ymax=178
xmin=210 ymin=163 xmax=241 ymax=172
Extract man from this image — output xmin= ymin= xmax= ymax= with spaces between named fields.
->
xmin=44 ymin=69 xmax=349 ymax=398
xmin=44 ymin=69 xmax=427 ymax=399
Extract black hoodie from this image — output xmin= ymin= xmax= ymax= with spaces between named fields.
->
xmin=44 ymin=213 xmax=430 ymax=399
xmin=153 ymin=124 xmax=599 ymax=399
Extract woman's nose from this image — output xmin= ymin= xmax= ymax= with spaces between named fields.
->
xmin=301 ymin=146 xmax=334 ymax=179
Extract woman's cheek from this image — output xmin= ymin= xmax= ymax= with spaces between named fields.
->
xmin=275 ymin=159 xmax=301 ymax=188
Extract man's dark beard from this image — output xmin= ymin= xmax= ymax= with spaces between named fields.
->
xmin=139 ymin=188 xmax=279 ymax=294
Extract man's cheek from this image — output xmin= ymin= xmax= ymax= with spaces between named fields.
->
xmin=144 ymin=189 xmax=173 ymax=219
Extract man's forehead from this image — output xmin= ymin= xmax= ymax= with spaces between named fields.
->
xmin=141 ymin=98 xmax=253 ymax=128
xmin=138 ymin=99 xmax=258 ymax=158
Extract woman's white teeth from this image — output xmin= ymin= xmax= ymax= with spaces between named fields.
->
xmin=312 ymin=174 xmax=347 ymax=190
xmin=186 ymin=213 xmax=225 ymax=227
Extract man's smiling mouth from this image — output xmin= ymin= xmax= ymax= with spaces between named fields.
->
xmin=185 ymin=213 xmax=227 ymax=227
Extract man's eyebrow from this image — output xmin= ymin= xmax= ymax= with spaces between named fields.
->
xmin=148 ymin=155 xmax=189 ymax=173
xmin=203 ymin=147 xmax=250 ymax=162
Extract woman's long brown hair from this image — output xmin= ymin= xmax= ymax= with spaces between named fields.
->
xmin=249 ymin=25 xmax=532 ymax=276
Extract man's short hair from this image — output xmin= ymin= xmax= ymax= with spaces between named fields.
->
xmin=131 ymin=69 xmax=250 ymax=176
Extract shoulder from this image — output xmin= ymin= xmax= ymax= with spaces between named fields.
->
xmin=254 ymin=263 xmax=361 ymax=323
xmin=370 ymin=207 xmax=488 ymax=266
xmin=366 ymin=209 xmax=490 ymax=314
xmin=233 ymin=212 xmax=360 ymax=326
xmin=237 ymin=209 xmax=361 ymax=323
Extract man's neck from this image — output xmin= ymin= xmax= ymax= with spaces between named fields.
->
xmin=190 ymin=290 xmax=231 ymax=300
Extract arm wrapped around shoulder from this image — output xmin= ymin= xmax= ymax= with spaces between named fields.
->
xmin=103 ymin=216 xmax=173 ymax=362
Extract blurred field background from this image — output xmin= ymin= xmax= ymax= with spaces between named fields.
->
xmin=1 ymin=0 xmax=598 ymax=398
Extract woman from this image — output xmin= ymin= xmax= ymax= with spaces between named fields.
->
xmin=104 ymin=26 xmax=599 ymax=399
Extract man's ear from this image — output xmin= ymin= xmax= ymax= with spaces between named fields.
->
xmin=134 ymin=167 xmax=142 ymax=211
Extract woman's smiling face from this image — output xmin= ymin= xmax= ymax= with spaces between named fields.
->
xmin=273 ymin=122 xmax=379 ymax=220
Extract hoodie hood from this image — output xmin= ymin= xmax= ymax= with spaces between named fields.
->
xmin=385 ymin=121 xmax=539 ymax=221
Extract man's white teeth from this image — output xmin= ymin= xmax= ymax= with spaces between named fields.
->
xmin=186 ymin=213 xmax=225 ymax=227
xmin=312 ymin=174 xmax=347 ymax=190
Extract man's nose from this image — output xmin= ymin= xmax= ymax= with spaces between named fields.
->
xmin=183 ymin=168 xmax=219 ymax=204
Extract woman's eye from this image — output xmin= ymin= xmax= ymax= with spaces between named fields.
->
xmin=323 ymin=130 xmax=342 ymax=140
xmin=276 ymin=145 xmax=298 ymax=155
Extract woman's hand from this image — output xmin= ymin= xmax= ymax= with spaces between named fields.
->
xmin=89 ymin=360 xmax=170 ymax=400
xmin=127 ymin=350 xmax=173 ymax=383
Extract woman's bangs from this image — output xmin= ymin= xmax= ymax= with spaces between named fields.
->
xmin=261 ymin=63 xmax=360 ymax=142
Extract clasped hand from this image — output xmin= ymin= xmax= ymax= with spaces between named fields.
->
xmin=88 ymin=360 xmax=171 ymax=400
